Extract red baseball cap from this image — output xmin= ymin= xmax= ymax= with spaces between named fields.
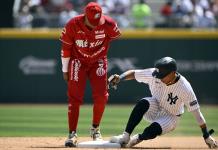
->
xmin=85 ymin=2 xmax=104 ymax=26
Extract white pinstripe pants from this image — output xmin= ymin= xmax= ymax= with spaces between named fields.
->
xmin=143 ymin=97 xmax=180 ymax=135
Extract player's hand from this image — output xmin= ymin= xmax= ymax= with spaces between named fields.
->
xmin=108 ymin=74 xmax=120 ymax=90
xmin=203 ymin=129 xmax=218 ymax=149
xmin=204 ymin=136 xmax=218 ymax=149
xmin=63 ymin=72 xmax=69 ymax=82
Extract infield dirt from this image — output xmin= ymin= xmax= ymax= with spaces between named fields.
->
xmin=0 ymin=136 xmax=215 ymax=150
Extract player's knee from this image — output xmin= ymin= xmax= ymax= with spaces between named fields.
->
xmin=93 ymin=93 xmax=108 ymax=104
xmin=68 ymin=97 xmax=83 ymax=105
xmin=68 ymin=92 xmax=84 ymax=104
xmin=135 ymin=98 xmax=150 ymax=112
xmin=69 ymin=101 xmax=81 ymax=106
xmin=139 ymin=122 xmax=162 ymax=140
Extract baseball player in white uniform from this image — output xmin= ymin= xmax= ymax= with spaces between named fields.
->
xmin=108 ymin=57 xmax=218 ymax=149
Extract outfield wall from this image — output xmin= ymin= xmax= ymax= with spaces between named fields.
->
xmin=0 ymin=29 xmax=218 ymax=104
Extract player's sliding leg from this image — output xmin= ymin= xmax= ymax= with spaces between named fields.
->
xmin=89 ymin=58 xmax=108 ymax=141
xmin=126 ymin=122 xmax=162 ymax=147
xmin=127 ymin=108 xmax=179 ymax=148
xmin=110 ymin=99 xmax=150 ymax=147
xmin=125 ymin=99 xmax=150 ymax=133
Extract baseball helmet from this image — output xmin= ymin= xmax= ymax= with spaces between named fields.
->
xmin=152 ymin=57 xmax=177 ymax=79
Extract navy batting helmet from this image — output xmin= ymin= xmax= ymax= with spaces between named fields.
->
xmin=152 ymin=57 xmax=177 ymax=79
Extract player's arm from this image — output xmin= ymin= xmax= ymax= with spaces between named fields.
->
xmin=108 ymin=70 xmax=135 ymax=89
xmin=108 ymin=68 xmax=154 ymax=89
xmin=191 ymin=109 xmax=218 ymax=148
xmin=106 ymin=17 xmax=121 ymax=40
xmin=184 ymin=83 xmax=217 ymax=149
xmin=61 ymin=42 xmax=72 ymax=82
xmin=60 ymin=24 xmax=74 ymax=82
xmin=61 ymin=50 xmax=70 ymax=82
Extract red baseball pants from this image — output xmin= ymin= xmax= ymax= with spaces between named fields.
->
xmin=67 ymin=58 xmax=108 ymax=132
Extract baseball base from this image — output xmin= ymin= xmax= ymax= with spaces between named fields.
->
xmin=77 ymin=140 xmax=121 ymax=148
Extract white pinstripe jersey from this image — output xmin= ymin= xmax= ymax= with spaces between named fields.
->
xmin=134 ymin=68 xmax=200 ymax=116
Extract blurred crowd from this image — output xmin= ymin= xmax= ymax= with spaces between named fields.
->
xmin=13 ymin=0 xmax=218 ymax=29
xmin=158 ymin=0 xmax=218 ymax=28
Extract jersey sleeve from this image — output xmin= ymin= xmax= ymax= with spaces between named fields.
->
xmin=60 ymin=21 xmax=74 ymax=45
xmin=106 ymin=17 xmax=121 ymax=39
xmin=134 ymin=68 xmax=155 ymax=84
xmin=183 ymin=81 xmax=200 ymax=112
xmin=60 ymin=21 xmax=74 ymax=57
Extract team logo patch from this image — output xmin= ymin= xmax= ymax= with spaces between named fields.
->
xmin=190 ymin=100 xmax=198 ymax=106
xmin=94 ymin=13 xmax=100 ymax=19
xmin=96 ymin=59 xmax=106 ymax=76
xmin=95 ymin=34 xmax=105 ymax=39
xmin=113 ymin=23 xmax=120 ymax=32
xmin=60 ymin=27 xmax=66 ymax=38
xmin=96 ymin=67 xmax=106 ymax=76
xmin=167 ymin=93 xmax=178 ymax=105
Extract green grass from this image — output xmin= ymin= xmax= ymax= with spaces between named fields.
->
xmin=0 ymin=104 xmax=217 ymax=137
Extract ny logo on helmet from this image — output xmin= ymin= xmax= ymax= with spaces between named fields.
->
xmin=167 ymin=93 xmax=178 ymax=105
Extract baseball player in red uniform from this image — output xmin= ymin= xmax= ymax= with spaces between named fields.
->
xmin=60 ymin=2 xmax=121 ymax=147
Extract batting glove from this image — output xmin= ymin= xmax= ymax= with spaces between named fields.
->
xmin=205 ymin=136 xmax=218 ymax=149
xmin=203 ymin=129 xmax=218 ymax=149
xmin=108 ymin=74 xmax=120 ymax=90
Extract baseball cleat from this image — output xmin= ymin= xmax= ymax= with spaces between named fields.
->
xmin=90 ymin=127 xmax=103 ymax=141
xmin=110 ymin=132 xmax=130 ymax=147
xmin=126 ymin=134 xmax=142 ymax=148
xmin=65 ymin=131 xmax=78 ymax=147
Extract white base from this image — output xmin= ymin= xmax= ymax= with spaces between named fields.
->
xmin=77 ymin=140 xmax=121 ymax=148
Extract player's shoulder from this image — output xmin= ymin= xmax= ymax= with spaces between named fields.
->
xmin=103 ymin=15 xmax=118 ymax=26
xmin=179 ymin=75 xmax=194 ymax=91
xmin=180 ymin=75 xmax=190 ymax=84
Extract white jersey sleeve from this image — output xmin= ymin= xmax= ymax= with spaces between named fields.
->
xmin=182 ymin=78 xmax=200 ymax=112
xmin=134 ymin=68 xmax=155 ymax=84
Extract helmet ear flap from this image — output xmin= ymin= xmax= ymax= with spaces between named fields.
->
xmin=153 ymin=57 xmax=177 ymax=79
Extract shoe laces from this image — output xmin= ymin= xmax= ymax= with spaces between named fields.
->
xmin=121 ymin=132 xmax=129 ymax=139
xmin=132 ymin=134 xmax=141 ymax=144
xmin=69 ymin=131 xmax=77 ymax=139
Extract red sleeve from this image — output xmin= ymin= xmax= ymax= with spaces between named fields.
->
xmin=60 ymin=20 xmax=75 ymax=57
xmin=105 ymin=17 xmax=121 ymax=39
xmin=61 ymin=43 xmax=72 ymax=58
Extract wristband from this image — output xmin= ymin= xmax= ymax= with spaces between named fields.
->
xmin=119 ymin=72 xmax=127 ymax=81
xmin=202 ymin=127 xmax=209 ymax=139
xmin=61 ymin=57 xmax=70 ymax=72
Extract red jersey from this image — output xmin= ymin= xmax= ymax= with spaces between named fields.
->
xmin=60 ymin=15 xmax=121 ymax=63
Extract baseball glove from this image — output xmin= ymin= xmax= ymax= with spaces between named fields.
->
xmin=108 ymin=74 xmax=120 ymax=90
